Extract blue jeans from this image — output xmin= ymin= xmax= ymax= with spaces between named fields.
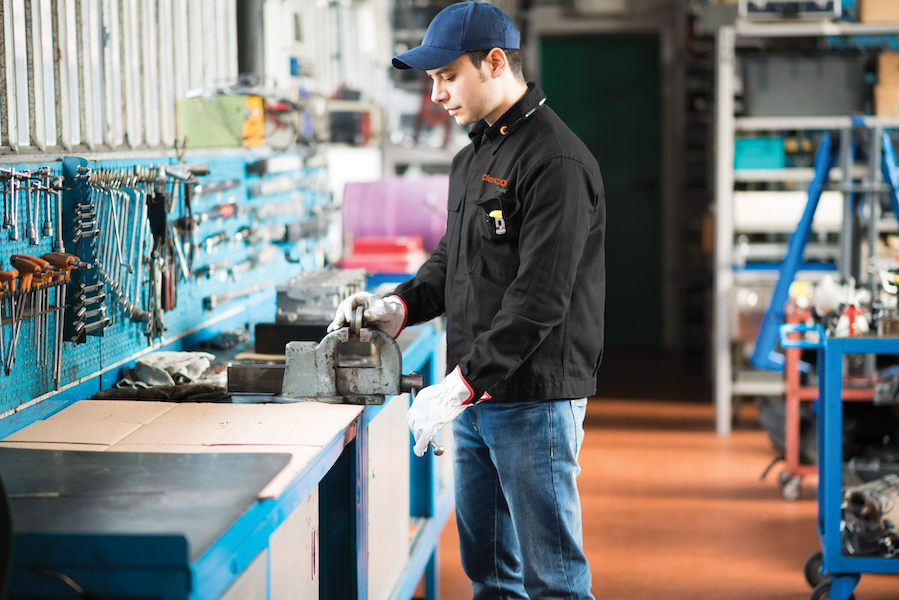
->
xmin=451 ymin=398 xmax=594 ymax=600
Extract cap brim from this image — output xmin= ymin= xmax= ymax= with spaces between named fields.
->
xmin=392 ymin=45 xmax=466 ymax=70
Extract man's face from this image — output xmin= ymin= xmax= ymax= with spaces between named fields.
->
xmin=426 ymin=54 xmax=496 ymax=127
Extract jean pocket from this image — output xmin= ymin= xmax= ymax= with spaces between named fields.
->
xmin=570 ymin=398 xmax=588 ymax=456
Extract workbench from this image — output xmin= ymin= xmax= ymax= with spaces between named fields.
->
xmin=0 ymin=323 xmax=451 ymax=600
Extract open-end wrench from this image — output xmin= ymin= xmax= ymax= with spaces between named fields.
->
xmin=74 ymin=305 xmax=106 ymax=321
xmin=79 ymin=282 xmax=104 ymax=295
xmin=71 ymin=317 xmax=110 ymax=340
xmin=73 ymin=227 xmax=99 ymax=242
xmin=73 ymin=293 xmax=106 ymax=312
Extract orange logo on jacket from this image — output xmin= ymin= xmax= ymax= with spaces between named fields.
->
xmin=482 ymin=174 xmax=508 ymax=187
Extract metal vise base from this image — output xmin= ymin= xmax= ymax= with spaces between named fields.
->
xmin=279 ymin=326 xmax=403 ymax=405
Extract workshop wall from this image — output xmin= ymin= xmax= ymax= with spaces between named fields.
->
xmin=0 ymin=0 xmax=392 ymax=420
xmin=0 ymin=150 xmax=336 ymax=418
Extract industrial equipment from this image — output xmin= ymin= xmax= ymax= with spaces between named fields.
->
xmin=229 ymin=306 xmax=423 ymax=406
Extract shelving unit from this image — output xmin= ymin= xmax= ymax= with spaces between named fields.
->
xmin=713 ymin=19 xmax=899 ymax=435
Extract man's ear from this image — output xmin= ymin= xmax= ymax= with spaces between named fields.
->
xmin=486 ymin=48 xmax=507 ymax=79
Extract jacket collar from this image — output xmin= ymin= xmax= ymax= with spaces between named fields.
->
xmin=470 ymin=82 xmax=546 ymax=151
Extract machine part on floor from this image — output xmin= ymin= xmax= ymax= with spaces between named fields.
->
xmin=842 ymin=474 xmax=899 ymax=558
xmin=229 ymin=307 xmax=423 ymax=405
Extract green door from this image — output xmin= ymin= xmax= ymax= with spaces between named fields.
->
xmin=540 ymin=35 xmax=662 ymax=349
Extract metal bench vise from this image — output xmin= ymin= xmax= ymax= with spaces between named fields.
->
xmin=228 ymin=307 xmax=423 ymax=405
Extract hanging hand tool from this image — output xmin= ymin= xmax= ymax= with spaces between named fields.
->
xmin=145 ymin=178 xmax=173 ymax=339
xmin=7 ymin=257 xmax=40 ymax=375
xmin=71 ymin=317 xmax=111 ymax=341
xmin=13 ymin=255 xmax=55 ymax=370
xmin=73 ymin=293 xmax=106 ymax=312
xmin=193 ymin=202 xmax=242 ymax=224
xmin=202 ymin=231 xmax=230 ymax=254
xmin=42 ymin=252 xmax=89 ymax=389
xmin=50 ymin=176 xmax=67 ymax=252
xmin=0 ymin=270 xmax=17 ymax=374
xmin=8 ymin=169 xmax=19 ymax=242
xmin=195 ymin=179 xmax=240 ymax=197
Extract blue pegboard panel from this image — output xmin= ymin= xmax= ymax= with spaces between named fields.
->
xmin=0 ymin=149 xmax=335 ymax=416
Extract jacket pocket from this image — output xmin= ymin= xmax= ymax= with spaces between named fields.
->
xmin=470 ymin=194 xmax=522 ymax=282
xmin=473 ymin=195 xmax=521 ymax=243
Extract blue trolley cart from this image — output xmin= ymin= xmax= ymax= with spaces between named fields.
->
xmin=782 ymin=325 xmax=899 ymax=600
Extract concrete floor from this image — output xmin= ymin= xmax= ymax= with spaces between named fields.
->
xmin=433 ymin=350 xmax=898 ymax=599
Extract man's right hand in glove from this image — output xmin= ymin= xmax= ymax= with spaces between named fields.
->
xmin=327 ymin=292 xmax=407 ymax=338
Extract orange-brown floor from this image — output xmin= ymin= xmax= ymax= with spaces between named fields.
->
xmin=434 ymin=351 xmax=898 ymax=599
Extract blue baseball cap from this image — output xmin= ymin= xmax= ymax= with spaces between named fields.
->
xmin=392 ymin=1 xmax=520 ymax=71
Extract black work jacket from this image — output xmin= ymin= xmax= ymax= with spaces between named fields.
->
xmin=395 ymin=82 xmax=605 ymax=402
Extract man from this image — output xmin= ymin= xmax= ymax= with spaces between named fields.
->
xmin=330 ymin=2 xmax=604 ymax=597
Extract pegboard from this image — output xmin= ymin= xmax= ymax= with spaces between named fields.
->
xmin=0 ymin=150 xmax=337 ymax=417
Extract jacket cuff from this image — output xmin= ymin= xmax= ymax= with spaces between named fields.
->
xmin=455 ymin=366 xmax=478 ymax=405
xmin=387 ymin=295 xmax=408 ymax=339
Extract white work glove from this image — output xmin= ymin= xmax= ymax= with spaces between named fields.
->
xmin=408 ymin=366 xmax=475 ymax=457
xmin=327 ymin=292 xmax=407 ymax=338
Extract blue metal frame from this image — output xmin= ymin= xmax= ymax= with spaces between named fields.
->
xmin=788 ymin=332 xmax=899 ymax=600
xmin=751 ymin=133 xmax=836 ymax=371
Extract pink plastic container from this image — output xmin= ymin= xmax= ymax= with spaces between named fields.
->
xmin=342 ymin=176 xmax=449 ymax=252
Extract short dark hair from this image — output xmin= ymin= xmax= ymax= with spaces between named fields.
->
xmin=468 ymin=49 xmax=524 ymax=82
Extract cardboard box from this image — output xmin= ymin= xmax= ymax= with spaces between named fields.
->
xmin=879 ymin=53 xmax=899 ymax=84
xmin=859 ymin=0 xmax=899 ymax=23
xmin=874 ymin=83 xmax=899 ymax=117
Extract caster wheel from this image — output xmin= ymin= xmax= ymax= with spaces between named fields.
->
xmin=810 ymin=581 xmax=856 ymax=600
xmin=804 ymin=551 xmax=827 ymax=588
xmin=778 ymin=470 xmax=802 ymax=501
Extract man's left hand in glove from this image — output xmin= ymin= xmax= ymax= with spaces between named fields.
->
xmin=408 ymin=366 xmax=477 ymax=457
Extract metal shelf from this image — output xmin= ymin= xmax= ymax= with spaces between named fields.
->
xmin=735 ymin=116 xmax=899 ymax=131
xmin=713 ymin=23 xmax=899 ymax=435
xmin=734 ymin=166 xmax=868 ymax=182
xmin=735 ymin=19 xmax=899 ymax=38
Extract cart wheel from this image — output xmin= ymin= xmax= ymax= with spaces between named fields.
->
xmin=810 ymin=581 xmax=856 ymax=600
xmin=804 ymin=551 xmax=827 ymax=588
xmin=778 ymin=470 xmax=802 ymax=502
